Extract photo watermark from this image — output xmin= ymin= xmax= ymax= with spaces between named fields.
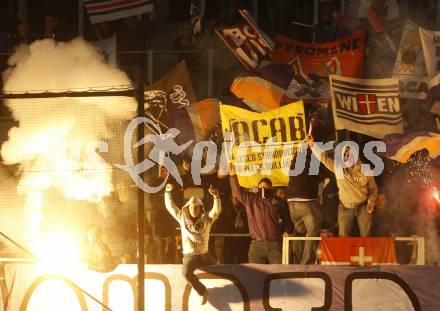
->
xmin=113 ymin=117 xmax=386 ymax=193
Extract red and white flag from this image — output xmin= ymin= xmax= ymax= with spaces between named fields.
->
xmin=329 ymin=75 xmax=403 ymax=139
xmin=321 ymin=237 xmax=397 ymax=266
xmin=84 ymin=0 xmax=154 ymax=24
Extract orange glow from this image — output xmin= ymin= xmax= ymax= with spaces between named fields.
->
xmin=32 ymin=231 xmax=83 ymax=274
xmin=433 ymin=189 xmax=440 ymax=203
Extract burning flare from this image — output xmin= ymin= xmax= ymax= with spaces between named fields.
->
xmin=1 ymin=38 xmax=136 ymax=266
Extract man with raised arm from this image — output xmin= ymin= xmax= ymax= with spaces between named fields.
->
xmin=307 ymin=135 xmax=378 ymax=237
xmin=228 ymin=163 xmax=292 ymax=264
xmin=164 ymin=183 xmax=221 ymax=305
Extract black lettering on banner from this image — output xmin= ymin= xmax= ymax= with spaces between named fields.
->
xmin=352 ymin=38 xmax=361 ymax=50
xmin=263 ymin=272 xmax=332 ymax=311
xmin=305 ymin=47 xmax=316 ymax=55
xmin=270 ymin=118 xmax=287 ymax=142
xmin=20 ymin=274 xmax=88 ymax=311
xmin=103 ymin=272 xmax=171 ymax=311
xmin=340 ymin=41 xmax=351 ymax=53
xmin=399 ymin=80 xmax=405 ymax=92
xmin=344 ymin=272 xmax=421 ymax=311
xmin=288 ymin=116 xmax=306 ymax=141
xmin=278 ymin=33 xmax=361 ymax=57
xmin=284 ymin=42 xmax=295 ymax=53
xmin=252 ymin=119 xmax=268 ymax=144
xmin=406 ymin=81 xmax=417 ymax=93
xmin=399 ymin=80 xmax=429 ymax=95
xmin=182 ymin=272 xmax=250 ymax=311
xmin=231 ymin=121 xmax=250 ymax=146
xmin=317 ymin=47 xmax=329 ymax=56
xmin=419 ymin=81 xmax=429 ymax=93
xmin=275 ymin=40 xmax=283 ymax=50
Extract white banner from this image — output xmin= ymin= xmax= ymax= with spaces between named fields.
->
xmin=2 ymin=264 xmax=439 ymax=310
xmin=420 ymin=27 xmax=440 ymax=78
xmin=393 ymin=20 xmax=429 ymax=99
xmin=330 ymin=75 xmax=403 ymax=138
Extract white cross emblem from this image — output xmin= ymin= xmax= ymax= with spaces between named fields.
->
xmin=350 ymin=247 xmax=373 ymax=266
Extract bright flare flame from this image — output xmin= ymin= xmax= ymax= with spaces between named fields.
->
xmin=32 ymin=232 xmax=83 ymax=274
xmin=3 ymin=134 xmax=113 ymax=238
xmin=433 ymin=188 xmax=440 ymax=204
xmin=1 ymin=39 xmax=137 ymax=279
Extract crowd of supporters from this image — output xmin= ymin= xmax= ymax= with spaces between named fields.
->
xmin=87 ymin=131 xmax=440 ymax=268
xmin=0 ymin=1 xmax=439 ymax=269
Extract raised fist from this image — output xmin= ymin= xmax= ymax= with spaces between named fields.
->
xmin=165 ymin=183 xmax=174 ymax=192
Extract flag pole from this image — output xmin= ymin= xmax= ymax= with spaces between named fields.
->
xmin=312 ymin=0 xmax=319 ymax=43
xmin=136 ymin=82 xmax=146 ymax=311
xmin=437 ymin=0 xmax=440 ymax=29
xmin=78 ymin=0 xmax=84 ymax=37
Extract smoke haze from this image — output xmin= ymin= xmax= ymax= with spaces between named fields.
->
xmin=0 ymin=38 xmax=136 ymax=254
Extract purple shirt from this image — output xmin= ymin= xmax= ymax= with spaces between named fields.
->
xmin=230 ymin=175 xmax=292 ymax=241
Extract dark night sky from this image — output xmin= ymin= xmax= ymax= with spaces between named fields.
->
xmin=0 ymin=0 xmax=314 ymax=38
xmin=0 ymin=0 xmax=78 ymax=35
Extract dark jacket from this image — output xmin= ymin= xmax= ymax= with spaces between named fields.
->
xmin=287 ymin=149 xmax=320 ymax=200
xmin=230 ymin=175 xmax=293 ymax=240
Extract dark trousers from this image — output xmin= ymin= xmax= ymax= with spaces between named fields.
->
xmin=248 ymin=240 xmax=282 ymax=264
xmin=182 ymin=252 xmax=216 ymax=296
xmin=223 ymin=236 xmax=250 ymax=264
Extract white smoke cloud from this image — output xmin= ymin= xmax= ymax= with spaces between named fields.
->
xmin=0 ymin=38 xmax=136 ymax=252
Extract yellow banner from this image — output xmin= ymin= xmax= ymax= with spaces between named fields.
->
xmin=220 ymin=101 xmax=306 ymax=188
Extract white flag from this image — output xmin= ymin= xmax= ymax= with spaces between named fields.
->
xmin=393 ymin=20 xmax=429 ymax=99
xmin=330 ymin=75 xmax=403 ymax=139
xmin=420 ymin=27 xmax=440 ymax=78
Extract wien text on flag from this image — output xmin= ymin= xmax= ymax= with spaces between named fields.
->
xmin=330 ymin=75 xmax=403 ymax=138
xmin=321 ymin=237 xmax=397 ymax=266
xmin=84 ymin=0 xmax=154 ymax=24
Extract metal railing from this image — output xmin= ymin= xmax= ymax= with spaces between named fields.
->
xmin=1 ymin=235 xmax=426 ymax=265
